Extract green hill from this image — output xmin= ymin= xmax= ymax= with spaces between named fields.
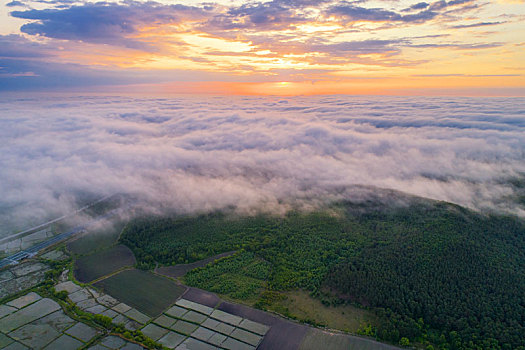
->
xmin=120 ymin=199 xmax=525 ymax=350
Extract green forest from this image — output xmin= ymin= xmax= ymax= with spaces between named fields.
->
xmin=120 ymin=200 xmax=525 ymax=350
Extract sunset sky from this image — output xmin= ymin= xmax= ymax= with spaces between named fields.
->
xmin=1 ymin=0 xmax=524 ymax=95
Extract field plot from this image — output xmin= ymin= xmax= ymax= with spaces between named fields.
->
xmin=180 ymin=288 xmax=221 ymax=309
xmin=67 ymin=221 xmax=126 ymax=256
xmin=92 ymin=334 xmax=146 ymax=349
xmin=0 ymin=227 xmax=55 ymax=256
xmin=183 ymin=252 xmax=270 ymax=303
xmin=143 ymin=298 xmax=270 ymax=350
xmin=156 ymin=251 xmax=235 ymax=279
xmin=269 ymin=290 xmax=376 ymax=333
xmin=0 ymin=261 xmax=50 ymax=299
xmin=299 ymin=328 xmax=400 ymax=350
xmin=94 ymin=269 xmax=185 ymax=317
xmin=74 ymin=244 xmax=136 ymax=283
xmin=54 ymin=280 xmax=152 ymax=332
xmin=217 ymin=301 xmax=313 ymax=350
xmin=0 ymin=292 xmax=100 ymax=349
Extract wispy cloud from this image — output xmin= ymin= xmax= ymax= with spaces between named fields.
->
xmin=11 ymin=2 xmax=208 ymax=50
xmin=450 ymin=21 xmax=505 ymax=29
xmin=5 ymin=1 xmax=26 ymax=7
xmin=328 ymin=3 xmax=437 ymax=23
xmin=413 ymin=73 xmax=521 ymax=77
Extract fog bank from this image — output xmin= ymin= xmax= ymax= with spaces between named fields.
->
xmin=1 ymin=95 xmax=524 ymax=236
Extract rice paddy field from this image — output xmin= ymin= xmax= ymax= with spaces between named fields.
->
xmin=143 ymin=297 xmax=270 ymax=350
xmin=0 ymin=292 xmax=101 ymax=349
xmin=93 ymin=269 xmax=186 ymax=317
xmin=74 ymin=244 xmax=136 ymax=283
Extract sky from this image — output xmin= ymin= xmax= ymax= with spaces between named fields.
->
xmin=1 ymin=95 xmax=524 ymax=236
xmin=0 ymin=0 xmax=524 ymax=95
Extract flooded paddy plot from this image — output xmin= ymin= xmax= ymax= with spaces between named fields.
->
xmin=0 ymin=261 xmax=50 ymax=299
xmin=180 ymin=288 xmax=221 ymax=309
xmin=0 ymin=227 xmax=54 ymax=256
xmin=175 ymin=300 xmax=213 ymax=316
xmin=74 ymin=245 xmax=136 ymax=283
xmin=91 ymin=335 xmax=146 ymax=349
xmin=217 ymin=301 xmax=306 ymax=350
xmin=0 ymin=292 xmax=99 ymax=349
xmin=94 ymin=269 xmax=185 ymax=317
xmin=54 ymin=281 xmax=150 ymax=331
xmin=140 ymin=324 xmax=168 ymax=341
xmin=40 ymin=249 xmax=67 ymax=261
xmin=143 ymin=298 xmax=270 ymax=350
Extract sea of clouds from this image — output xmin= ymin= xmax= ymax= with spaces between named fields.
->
xmin=1 ymin=94 xmax=524 ymax=236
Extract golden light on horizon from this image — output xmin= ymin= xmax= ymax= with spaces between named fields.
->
xmin=0 ymin=0 xmax=523 ymax=95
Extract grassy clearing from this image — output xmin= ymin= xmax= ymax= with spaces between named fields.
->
xmin=299 ymin=328 xmax=397 ymax=350
xmin=94 ymin=269 xmax=186 ymax=317
xmin=268 ymin=290 xmax=376 ymax=333
xmin=182 ymin=251 xmax=376 ymax=333
xmin=74 ymin=244 xmax=135 ymax=283
xmin=67 ymin=221 xmax=126 ymax=256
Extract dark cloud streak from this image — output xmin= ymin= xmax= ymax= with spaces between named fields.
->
xmin=11 ymin=2 xmax=207 ymax=50
xmin=450 ymin=21 xmax=504 ymax=29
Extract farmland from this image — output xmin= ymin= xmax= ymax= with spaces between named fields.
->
xmin=184 ymin=252 xmax=270 ymax=303
xmin=156 ymin=251 xmax=235 ymax=279
xmin=0 ymin=206 xmax=406 ymax=350
xmin=299 ymin=328 xmax=397 ymax=350
xmin=269 ymin=290 xmax=376 ymax=333
xmin=0 ymin=293 xmax=99 ymax=349
xmin=67 ymin=220 xmax=125 ymax=256
xmin=93 ymin=269 xmax=186 ymax=317
xmin=121 ymin=200 xmax=525 ymax=350
xmin=74 ymin=244 xmax=136 ymax=283
xmin=183 ymin=252 xmax=376 ymax=334
xmin=2 ymin=195 xmax=524 ymax=349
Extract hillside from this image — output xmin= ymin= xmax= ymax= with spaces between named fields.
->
xmin=120 ymin=200 xmax=525 ymax=350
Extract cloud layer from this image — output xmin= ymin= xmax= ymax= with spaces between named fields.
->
xmin=1 ymin=94 xmax=524 ymax=236
xmin=1 ymin=0 xmax=523 ymax=92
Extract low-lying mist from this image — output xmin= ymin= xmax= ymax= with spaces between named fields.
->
xmin=1 ymin=94 xmax=524 ymax=237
